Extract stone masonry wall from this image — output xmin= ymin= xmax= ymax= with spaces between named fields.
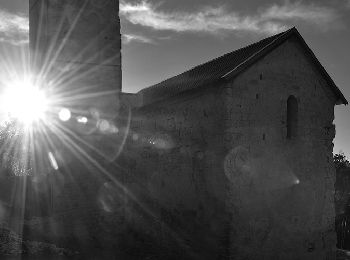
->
xmin=29 ymin=0 xmax=121 ymax=117
xmin=25 ymin=6 xmax=339 ymax=257
xmin=122 ymin=35 xmax=339 ymax=259
xmin=223 ymin=36 xmax=337 ymax=259
xmin=121 ymin=88 xmax=229 ymax=259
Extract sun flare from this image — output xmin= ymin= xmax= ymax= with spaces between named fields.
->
xmin=0 ymin=80 xmax=49 ymax=125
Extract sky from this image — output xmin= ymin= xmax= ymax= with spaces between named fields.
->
xmin=0 ymin=0 xmax=349 ymax=156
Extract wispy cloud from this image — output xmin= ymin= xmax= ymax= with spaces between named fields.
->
xmin=122 ymin=33 xmax=155 ymax=44
xmin=261 ymin=2 xmax=339 ymax=26
xmin=0 ymin=10 xmax=29 ymax=45
xmin=120 ymin=1 xmax=341 ymax=35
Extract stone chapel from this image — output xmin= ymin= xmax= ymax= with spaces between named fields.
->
xmin=25 ymin=0 xmax=348 ymax=259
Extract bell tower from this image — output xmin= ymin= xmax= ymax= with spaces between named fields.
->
xmin=29 ymin=0 xmax=121 ymax=117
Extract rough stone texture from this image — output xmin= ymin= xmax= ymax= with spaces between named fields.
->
xmin=29 ymin=0 xmax=121 ymax=117
xmin=335 ymin=168 xmax=350 ymax=216
xmin=5 ymin=0 xmax=126 ymax=258
xmin=120 ymin=35 xmax=339 ymax=259
xmin=222 ymin=36 xmax=337 ymax=260
xmin=335 ymin=168 xmax=350 ymax=250
xmin=23 ymin=2 xmax=342 ymax=259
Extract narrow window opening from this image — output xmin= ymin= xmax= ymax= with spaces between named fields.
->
xmin=263 ymin=133 xmax=266 ymax=140
xmin=287 ymin=95 xmax=298 ymax=139
xmin=256 ymin=94 xmax=259 ymax=99
xmin=259 ymin=73 xmax=263 ymax=80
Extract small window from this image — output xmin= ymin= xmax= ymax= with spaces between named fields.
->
xmin=287 ymin=95 xmax=298 ymax=139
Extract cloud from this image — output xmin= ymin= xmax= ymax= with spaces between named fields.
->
xmin=261 ymin=2 xmax=339 ymax=26
xmin=120 ymin=1 xmax=341 ymax=35
xmin=0 ymin=10 xmax=29 ymax=46
xmin=0 ymin=10 xmax=29 ymax=45
xmin=122 ymin=33 xmax=155 ymax=44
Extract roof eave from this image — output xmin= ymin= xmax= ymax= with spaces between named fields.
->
xmin=292 ymin=30 xmax=348 ymax=105
xmin=139 ymin=78 xmax=226 ymax=108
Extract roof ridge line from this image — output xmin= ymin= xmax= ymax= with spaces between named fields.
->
xmin=221 ymin=28 xmax=294 ymax=79
xmin=138 ymin=29 xmax=291 ymax=94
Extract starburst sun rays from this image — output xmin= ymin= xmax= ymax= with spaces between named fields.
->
xmin=0 ymin=3 xmax=125 ymax=178
xmin=0 ymin=3 xmax=186 ymax=253
xmin=0 ymin=3 xmax=134 ymax=243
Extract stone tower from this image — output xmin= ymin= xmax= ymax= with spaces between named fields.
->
xmin=29 ymin=0 xmax=121 ymax=117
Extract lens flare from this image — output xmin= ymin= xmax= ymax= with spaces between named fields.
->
xmin=77 ymin=116 xmax=88 ymax=124
xmin=48 ymin=151 xmax=59 ymax=170
xmin=0 ymin=80 xmax=49 ymax=125
xmin=58 ymin=108 xmax=71 ymax=122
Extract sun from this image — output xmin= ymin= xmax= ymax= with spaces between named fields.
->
xmin=0 ymin=79 xmax=49 ymax=125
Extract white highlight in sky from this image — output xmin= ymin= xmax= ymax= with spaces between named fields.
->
xmin=122 ymin=33 xmax=155 ymax=44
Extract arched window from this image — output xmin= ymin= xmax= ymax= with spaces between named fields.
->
xmin=287 ymin=95 xmax=298 ymax=139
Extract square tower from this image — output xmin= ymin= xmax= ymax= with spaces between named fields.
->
xmin=29 ymin=0 xmax=121 ymax=117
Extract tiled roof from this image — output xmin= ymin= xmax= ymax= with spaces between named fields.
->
xmin=139 ymin=27 xmax=347 ymax=106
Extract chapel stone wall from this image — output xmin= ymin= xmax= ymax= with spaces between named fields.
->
xmin=223 ymin=36 xmax=337 ymax=260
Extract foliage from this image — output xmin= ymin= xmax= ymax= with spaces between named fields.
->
xmin=334 ymin=152 xmax=350 ymax=170
xmin=0 ymin=119 xmax=33 ymax=176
